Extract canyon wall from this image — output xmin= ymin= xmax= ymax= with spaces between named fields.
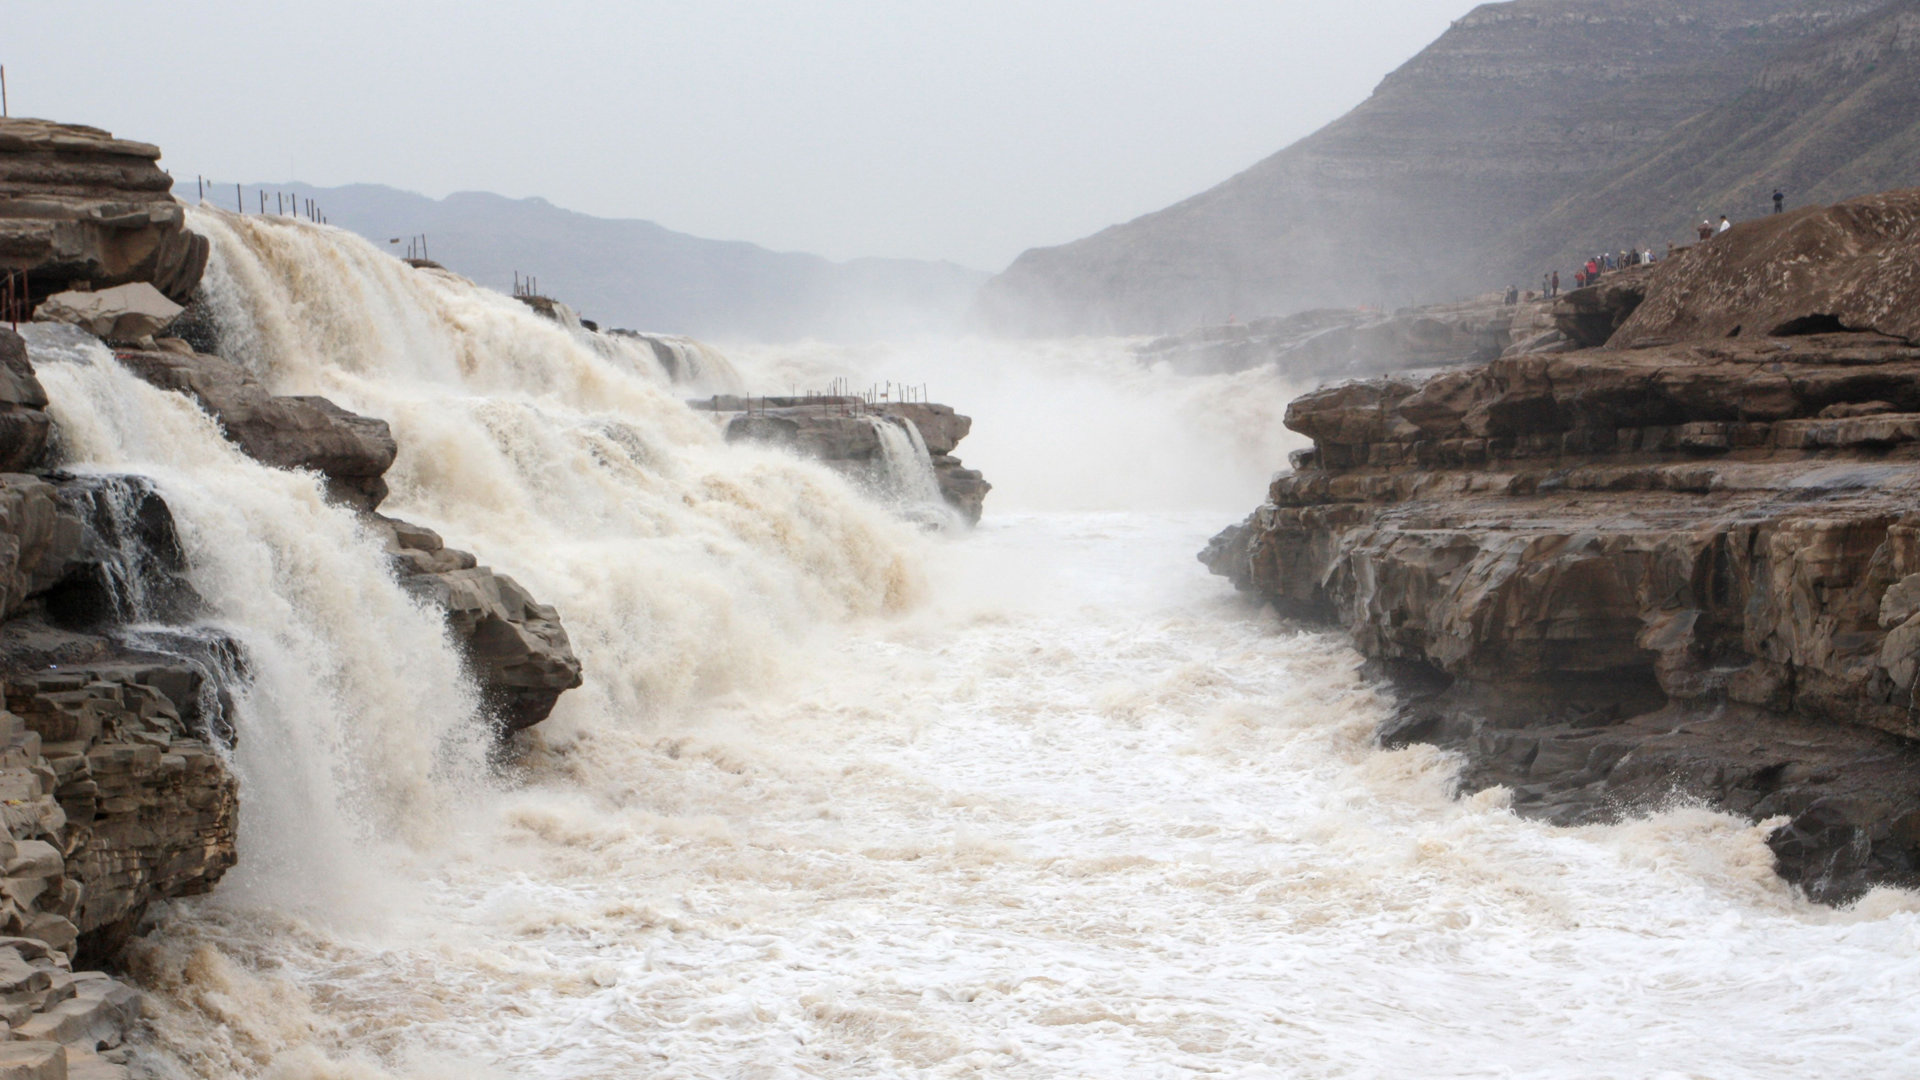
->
xmin=1204 ymin=187 xmax=1920 ymax=902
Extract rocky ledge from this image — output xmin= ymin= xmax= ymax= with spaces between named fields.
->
xmin=0 ymin=119 xmax=208 ymax=306
xmin=706 ymin=396 xmax=991 ymax=524
xmin=1204 ymin=186 xmax=1920 ymax=903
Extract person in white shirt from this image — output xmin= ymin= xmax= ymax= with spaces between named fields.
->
xmin=1718 ymin=215 xmax=1733 ymax=233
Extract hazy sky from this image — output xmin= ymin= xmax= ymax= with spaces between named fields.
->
xmin=11 ymin=1 xmax=1476 ymax=269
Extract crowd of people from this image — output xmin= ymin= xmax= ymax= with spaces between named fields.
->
xmin=1513 ymin=189 xmax=1787 ymax=302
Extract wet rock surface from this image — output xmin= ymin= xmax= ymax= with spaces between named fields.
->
xmin=88 ymin=334 xmax=584 ymax=734
xmin=364 ymin=515 xmax=582 ymax=733
xmin=708 ymin=396 xmax=991 ymax=524
xmin=111 ymin=342 xmax=397 ymax=511
xmin=0 ymin=472 xmax=237 ymax=1072
xmin=0 ymin=119 xmax=207 ymax=307
xmin=0 ymin=332 xmax=53 ymax=475
xmin=1205 ymin=263 xmax=1920 ymax=900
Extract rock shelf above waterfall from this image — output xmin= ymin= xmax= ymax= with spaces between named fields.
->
xmin=703 ymin=396 xmax=991 ymax=524
xmin=1204 ymin=188 xmax=1920 ymax=902
xmin=0 ymin=119 xmax=209 ymax=307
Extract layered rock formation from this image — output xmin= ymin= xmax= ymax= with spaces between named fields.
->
xmin=0 ymin=119 xmax=208 ymax=306
xmin=978 ymin=0 xmax=1894 ymax=336
xmin=1204 ymin=190 xmax=1920 ymax=902
xmin=1512 ymin=0 xmax=1920 ymax=282
xmin=707 ymin=396 xmax=991 ymax=524
xmin=0 ymin=459 xmax=236 ymax=1071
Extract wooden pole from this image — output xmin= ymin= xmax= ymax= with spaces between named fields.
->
xmin=236 ymin=183 xmax=243 ymax=213
xmin=2 ymin=66 xmax=9 ymax=118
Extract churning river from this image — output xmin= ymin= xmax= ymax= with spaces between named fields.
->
xmin=29 ymin=212 xmax=1920 ymax=1078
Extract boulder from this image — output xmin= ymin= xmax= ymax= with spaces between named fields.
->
xmin=110 ymin=346 xmax=397 ymax=510
xmin=0 ymin=119 xmax=207 ymax=305
xmin=364 ymin=516 xmax=583 ymax=733
xmin=32 ymin=284 xmax=181 ymax=344
xmin=1611 ymin=186 xmax=1920 ymax=348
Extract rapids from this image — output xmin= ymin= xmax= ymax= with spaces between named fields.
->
xmin=28 ymin=212 xmax=1920 ymax=1077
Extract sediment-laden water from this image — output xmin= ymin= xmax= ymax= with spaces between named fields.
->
xmin=32 ymin=213 xmax=1920 ymax=1078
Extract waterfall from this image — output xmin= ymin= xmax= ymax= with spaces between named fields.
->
xmin=184 ymin=206 xmax=922 ymax=729
xmin=866 ymin=413 xmax=951 ymax=527
xmin=22 ymin=324 xmax=489 ymax=915
xmin=609 ymin=330 xmax=747 ymax=394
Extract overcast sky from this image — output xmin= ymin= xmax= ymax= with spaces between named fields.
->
xmin=11 ymin=1 xmax=1476 ymax=269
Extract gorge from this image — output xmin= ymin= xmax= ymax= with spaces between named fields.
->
xmin=8 ymin=19 xmax=1920 ymax=1072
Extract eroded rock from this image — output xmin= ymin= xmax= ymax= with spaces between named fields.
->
xmin=110 ymin=345 xmax=396 ymax=511
xmin=0 ymin=331 xmax=54 ymax=474
xmin=0 ymin=119 xmax=207 ymax=305
xmin=364 ymin=515 xmax=582 ymax=733
xmin=711 ymin=397 xmax=992 ymax=524
xmin=32 ymin=284 xmax=182 ymax=345
xmin=1205 ymin=323 xmax=1920 ymax=902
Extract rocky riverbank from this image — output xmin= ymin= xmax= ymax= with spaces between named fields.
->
xmin=1204 ymin=187 xmax=1920 ymax=902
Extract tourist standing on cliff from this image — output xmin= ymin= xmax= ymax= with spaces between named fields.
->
xmin=1719 ymin=215 xmax=1732 ymax=233
xmin=1697 ymin=220 xmax=1714 ymax=241
xmin=1774 ymin=189 xmax=1786 ymax=214
xmin=1550 ymin=270 xmax=1559 ymax=296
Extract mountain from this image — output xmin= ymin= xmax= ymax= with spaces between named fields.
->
xmin=1506 ymin=0 xmax=1920 ymax=275
xmin=975 ymin=0 xmax=1889 ymax=336
xmin=178 ymin=183 xmax=988 ymax=341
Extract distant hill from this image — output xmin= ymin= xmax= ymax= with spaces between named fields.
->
xmin=178 ymin=183 xmax=987 ymax=341
xmin=976 ymin=0 xmax=1892 ymax=336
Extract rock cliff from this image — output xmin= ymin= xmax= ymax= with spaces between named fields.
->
xmin=0 ymin=459 xmax=237 ymax=1071
xmin=0 ymin=119 xmax=208 ymax=306
xmin=1203 ymin=188 xmax=1920 ymax=902
xmin=977 ymin=0 xmax=1893 ymax=336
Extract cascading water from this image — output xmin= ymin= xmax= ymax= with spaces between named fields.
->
xmin=23 ymin=324 xmax=491 ymax=920
xmin=866 ymin=414 xmax=952 ymax=525
xmin=33 ymin=209 xmax=1920 ymax=1077
xmin=609 ymin=330 xmax=746 ymax=395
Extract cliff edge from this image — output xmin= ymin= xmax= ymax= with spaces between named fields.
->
xmin=1203 ymin=187 xmax=1920 ymax=902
